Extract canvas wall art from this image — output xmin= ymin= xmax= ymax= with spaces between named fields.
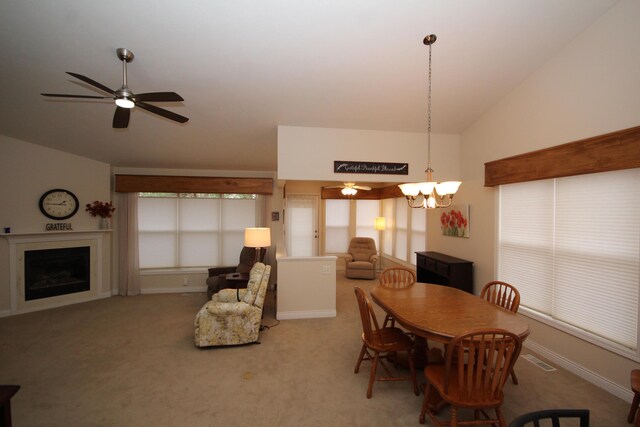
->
xmin=440 ymin=204 xmax=470 ymax=238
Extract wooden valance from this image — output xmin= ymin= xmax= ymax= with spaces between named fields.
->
xmin=114 ymin=175 xmax=273 ymax=194
xmin=484 ymin=125 xmax=640 ymax=187
xmin=320 ymin=185 xmax=404 ymax=200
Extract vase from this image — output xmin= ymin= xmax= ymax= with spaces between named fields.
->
xmin=99 ymin=218 xmax=109 ymax=230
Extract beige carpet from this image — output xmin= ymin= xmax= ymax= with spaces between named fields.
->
xmin=0 ymin=273 xmax=631 ymax=426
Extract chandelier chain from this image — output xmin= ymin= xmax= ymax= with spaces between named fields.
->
xmin=427 ymin=41 xmax=433 ymax=170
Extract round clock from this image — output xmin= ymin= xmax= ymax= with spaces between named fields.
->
xmin=39 ymin=189 xmax=79 ymax=220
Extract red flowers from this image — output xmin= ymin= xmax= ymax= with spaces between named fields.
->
xmin=85 ymin=201 xmax=115 ymax=218
xmin=441 ymin=208 xmax=468 ymax=237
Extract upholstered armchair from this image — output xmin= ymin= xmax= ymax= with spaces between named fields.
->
xmin=206 ymin=246 xmax=265 ymax=298
xmin=345 ymin=237 xmax=379 ymax=280
xmin=195 ymin=262 xmax=272 ymax=347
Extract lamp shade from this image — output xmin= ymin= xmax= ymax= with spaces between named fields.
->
xmin=374 ymin=217 xmax=386 ymax=231
xmin=244 ymin=227 xmax=271 ymax=248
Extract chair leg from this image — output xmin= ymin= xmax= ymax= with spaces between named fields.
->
xmin=354 ymin=343 xmax=367 ymax=374
xmin=450 ymin=406 xmax=458 ymax=427
xmin=629 ymin=391 xmax=640 ymax=423
xmin=510 ymin=368 xmax=519 ymax=385
xmin=419 ymin=383 xmax=429 ymax=424
xmin=407 ymin=348 xmax=419 ymax=396
xmin=496 ymin=407 xmax=507 ymax=427
xmin=367 ymin=352 xmax=380 ymax=399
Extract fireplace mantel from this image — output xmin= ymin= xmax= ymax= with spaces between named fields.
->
xmin=2 ymin=229 xmax=112 ymax=240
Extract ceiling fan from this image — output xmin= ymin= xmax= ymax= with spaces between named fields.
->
xmin=324 ymin=182 xmax=372 ymax=196
xmin=41 ymin=48 xmax=188 ymax=129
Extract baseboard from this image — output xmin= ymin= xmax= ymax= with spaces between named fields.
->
xmin=523 ymin=340 xmax=633 ymax=403
xmin=141 ymin=286 xmax=206 ymax=294
xmin=0 ymin=309 xmax=12 ymax=318
xmin=277 ymin=309 xmax=336 ymax=320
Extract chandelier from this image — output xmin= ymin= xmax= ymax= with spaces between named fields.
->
xmin=398 ymin=34 xmax=461 ymax=209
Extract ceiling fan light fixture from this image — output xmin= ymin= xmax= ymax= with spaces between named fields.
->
xmin=341 ymin=187 xmax=358 ymax=196
xmin=115 ymin=97 xmax=135 ymax=109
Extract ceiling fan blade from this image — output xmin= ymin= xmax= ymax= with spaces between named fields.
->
xmin=113 ymin=107 xmax=131 ymax=128
xmin=41 ymin=93 xmax=112 ymax=99
xmin=135 ymin=101 xmax=189 ymax=124
xmin=354 ymin=186 xmax=372 ymax=191
xmin=134 ymin=92 xmax=184 ymax=102
xmin=66 ymin=72 xmax=116 ymax=95
xmin=324 ymin=185 xmax=344 ymax=189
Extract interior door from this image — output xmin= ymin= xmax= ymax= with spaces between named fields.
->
xmin=285 ymin=194 xmax=319 ymax=256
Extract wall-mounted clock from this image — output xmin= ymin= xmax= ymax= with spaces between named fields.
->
xmin=39 ymin=189 xmax=79 ymax=220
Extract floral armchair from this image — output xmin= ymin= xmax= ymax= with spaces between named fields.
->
xmin=194 ymin=262 xmax=271 ymax=347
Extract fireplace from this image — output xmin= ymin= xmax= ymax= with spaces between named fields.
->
xmin=5 ymin=231 xmax=107 ymax=315
xmin=24 ymin=246 xmax=91 ymax=300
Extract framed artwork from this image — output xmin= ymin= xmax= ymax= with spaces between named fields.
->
xmin=440 ymin=204 xmax=470 ymax=238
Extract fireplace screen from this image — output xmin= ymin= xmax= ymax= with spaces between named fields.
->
xmin=24 ymin=246 xmax=90 ymax=301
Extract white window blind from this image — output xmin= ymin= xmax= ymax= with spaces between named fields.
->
xmin=498 ymin=169 xmax=640 ymax=350
xmin=382 ymin=199 xmax=394 ymax=256
xmin=410 ymin=207 xmax=427 ymax=265
xmin=356 ymin=200 xmax=380 ymax=249
xmin=325 ymin=199 xmax=350 ymax=253
xmin=138 ymin=194 xmax=257 ymax=269
xmin=395 ymin=197 xmax=408 ymax=261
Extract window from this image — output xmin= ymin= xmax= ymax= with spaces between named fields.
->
xmin=498 ymin=169 xmax=640 ymax=354
xmin=394 ymin=198 xmax=408 ymax=261
xmin=325 ymin=199 xmax=350 ymax=253
xmin=138 ymin=193 xmax=257 ymax=269
xmin=355 ymin=200 xmax=380 ymax=249
xmin=410 ymin=207 xmax=427 ymax=265
xmin=382 ymin=199 xmax=394 ymax=257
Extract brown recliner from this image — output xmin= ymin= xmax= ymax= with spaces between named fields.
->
xmin=345 ymin=237 xmax=378 ymax=280
xmin=205 ymin=246 xmax=265 ymax=298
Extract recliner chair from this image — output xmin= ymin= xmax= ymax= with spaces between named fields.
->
xmin=206 ymin=246 xmax=265 ymax=298
xmin=345 ymin=237 xmax=378 ymax=280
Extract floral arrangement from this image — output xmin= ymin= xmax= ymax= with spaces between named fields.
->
xmin=440 ymin=207 xmax=468 ymax=238
xmin=85 ymin=201 xmax=116 ymax=218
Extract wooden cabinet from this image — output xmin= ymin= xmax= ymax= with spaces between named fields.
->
xmin=416 ymin=251 xmax=473 ymax=293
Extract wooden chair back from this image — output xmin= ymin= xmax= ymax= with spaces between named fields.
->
xmin=354 ymin=286 xmax=382 ymax=346
xmin=379 ymin=267 xmax=416 ymax=289
xmin=508 ymin=409 xmax=590 ymax=427
xmin=481 ymin=281 xmax=521 ymax=313
xmin=443 ymin=328 xmax=522 ymax=404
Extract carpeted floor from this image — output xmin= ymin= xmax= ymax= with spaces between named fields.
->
xmin=0 ymin=273 xmax=631 ymax=426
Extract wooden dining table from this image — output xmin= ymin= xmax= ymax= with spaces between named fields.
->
xmin=371 ymin=282 xmax=530 ymax=411
xmin=370 ymin=282 xmax=530 ymax=347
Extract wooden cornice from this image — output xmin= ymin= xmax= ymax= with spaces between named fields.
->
xmin=321 ymin=184 xmax=405 ymax=200
xmin=484 ymin=125 xmax=640 ymax=187
xmin=114 ymin=175 xmax=273 ymax=194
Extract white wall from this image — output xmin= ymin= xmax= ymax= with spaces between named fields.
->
xmin=437 ymin=0 xmax=640 ymax=400
xmin=277 ymin=125 xmax=460 ymax=183
xmin=0 ymin=135 xmax=112 ymax=312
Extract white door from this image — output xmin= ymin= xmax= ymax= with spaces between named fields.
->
xmin=285 ymin=194 xmax=319 ymax=256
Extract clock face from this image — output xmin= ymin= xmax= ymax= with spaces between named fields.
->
xmin=39 ymin=189 xmax=79 ymax=220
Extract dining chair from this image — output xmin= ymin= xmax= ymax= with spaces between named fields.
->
xmin=508 ymin=409 xmax=589 ymax=427
xmin=480 ymin=281 xmax=521 ymax=384
xmin=480 ymin=281 xmax=520 ymax=313
xmin=379 ymin=267 xmax=416 ymax=328
xmin=419 ymin=328 xmax=522 ymax=426
xmin=353 ymin=286 xmax=419 ymax=399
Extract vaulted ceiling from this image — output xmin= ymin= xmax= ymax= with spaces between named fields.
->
xmin=0 ymin=0 xmax=618 ymax=171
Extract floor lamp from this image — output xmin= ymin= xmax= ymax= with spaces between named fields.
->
xmin=244 ymin=227 xmax=271 ymax=264
xmin=374 ymin=217 xmax=386 ymax=272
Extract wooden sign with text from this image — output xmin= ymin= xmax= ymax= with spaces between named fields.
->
xmin=333 ymin=161 xmax=408 ymax=175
